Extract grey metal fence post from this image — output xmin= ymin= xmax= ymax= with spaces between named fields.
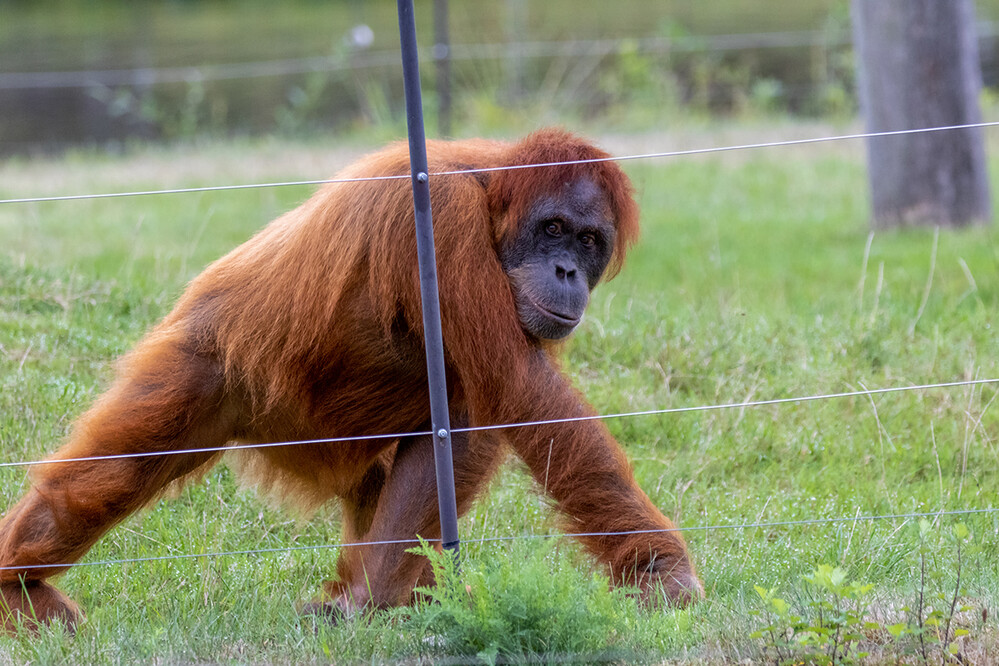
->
xmin=395 ymin=0 xmax=461 ymax=556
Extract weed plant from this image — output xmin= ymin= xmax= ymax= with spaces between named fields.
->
xmin=751 ymin=521 xmax=985 ymax=664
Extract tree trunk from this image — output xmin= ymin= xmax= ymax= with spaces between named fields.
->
xmin=851 ymin=0 xmax=991 ymax=228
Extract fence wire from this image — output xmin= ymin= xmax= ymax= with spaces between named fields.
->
xmin=2 ymin=378 xmax=995 ymax=470
xmin=0 ymin=30 xmax=855 ymax=90
xmin=1 ymin=507 xmax=993 ymax=574
xmin=12 ymin=21 xmax=999 ymax=90
xmin=3 ymin=120 xmax=999 ymax=205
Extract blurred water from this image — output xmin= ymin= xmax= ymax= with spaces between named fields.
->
xmin=0 ymin=0 xmax=991 ymax=153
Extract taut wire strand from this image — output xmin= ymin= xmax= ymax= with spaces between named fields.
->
xmin=0 ymin=31 xmax=854 ymax=90
xmin=32 ymin=23 xmax=999 ymax=90
xmin=0 ymin=174 xmax=409 ymax=205
xmin=0 ymin=506 xmax=993 ymax=573
xmin=454 ymin=378 xmax=999 ymax=435
xmin=2 ymin=121 xmax=998 ymax=205
xmin=484 ymin=507 xmax=999 ymax=542
xmin=1 ymin=378 xmax=995 ymax=470
xmin=434 ymin=121 xmax=999 ymax=176
xmin=0 ymin=430 xmax=433 ymax=470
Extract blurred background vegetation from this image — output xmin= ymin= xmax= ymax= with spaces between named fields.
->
xmin=6 ymin=0 xmax=999 ymax=153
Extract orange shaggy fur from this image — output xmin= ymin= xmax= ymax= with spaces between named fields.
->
xmin=0 ymin=129 xmax=700 ymax=631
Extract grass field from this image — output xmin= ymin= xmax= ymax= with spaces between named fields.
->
xmin=1 ymin=123 xmax=998 ymax=663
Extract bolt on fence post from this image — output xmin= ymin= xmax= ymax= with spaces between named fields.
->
xmin=396 ymin=0 xmax=461 ymax=558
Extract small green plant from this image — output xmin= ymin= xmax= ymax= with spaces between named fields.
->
xmin=752 ymin=565 xmax=874 ymax=665
xmin=905 ymin=520 xmax=976 ymax=664
xmin=406 ymin=541 xmax=632 ymax=665
xmin=751 ymin=522 xmax=981 ymax=665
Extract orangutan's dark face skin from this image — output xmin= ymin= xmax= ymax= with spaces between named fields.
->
xmin=500 ymin=178 xmax=617 ymax=340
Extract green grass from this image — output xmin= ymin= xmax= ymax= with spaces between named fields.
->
xmin=1 ymin=126 xmax=998 ymax=663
